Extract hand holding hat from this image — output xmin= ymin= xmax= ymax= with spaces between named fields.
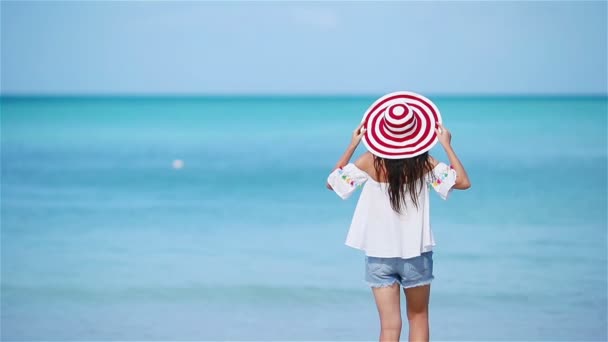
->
xmin=350 ymin=122 xmax=367 ymax=148
xmin=435 ymin=122 xmax=451 ymax=147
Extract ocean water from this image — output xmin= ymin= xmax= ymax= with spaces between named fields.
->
xmin=1 ymin=96 xmax=606 ymax=341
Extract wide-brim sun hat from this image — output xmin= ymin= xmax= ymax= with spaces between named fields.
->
xmin=361 ymin=91 xmax=442 ymax=159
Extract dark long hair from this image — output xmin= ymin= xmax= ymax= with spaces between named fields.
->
xmin=372 ymin=152 xmax=435 ymax=214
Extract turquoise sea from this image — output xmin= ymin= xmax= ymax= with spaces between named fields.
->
xmin=1 ymin=96 xmax=606 ymax=341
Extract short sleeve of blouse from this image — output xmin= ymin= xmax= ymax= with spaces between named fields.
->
xmin=327 ymin=163 xmax=369 ymax=200
xmin=427 ymin=162 xmax=458 ymax=200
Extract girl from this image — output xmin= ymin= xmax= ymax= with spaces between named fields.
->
xmin=326 ymin=93 xmax=471 ymax=342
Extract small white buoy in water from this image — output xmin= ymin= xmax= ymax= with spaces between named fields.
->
xmin=172 ymin=159 xmax=184 ymax=170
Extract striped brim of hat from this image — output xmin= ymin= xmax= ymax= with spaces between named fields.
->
xmin=361 ymin=91 xmax=442 ymax=159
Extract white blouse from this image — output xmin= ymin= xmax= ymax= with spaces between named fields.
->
xmin=327 ymin=162 xmax=457 ymax=259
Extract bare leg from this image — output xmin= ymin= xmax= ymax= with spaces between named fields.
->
xmin=404 ymin=284 xmax=431 ymax=342
xmin=371 ymin=282 xmax=402 ymax=341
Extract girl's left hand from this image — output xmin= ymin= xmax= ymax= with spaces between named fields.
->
xmin=350 ymin=122 xmax=367 ymax=147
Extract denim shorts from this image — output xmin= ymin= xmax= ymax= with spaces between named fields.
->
xmin=365 ymin=251 xmax=434 ymax=289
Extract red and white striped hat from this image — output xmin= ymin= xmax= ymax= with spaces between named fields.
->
xmin=361 ymin=91 xmax=442 ymax=159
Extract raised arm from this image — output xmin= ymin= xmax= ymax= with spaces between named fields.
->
xmin=434 ymin=122 xmax=471 ymax=190
xmin=326 ymin=122 xmax=366 ymax=190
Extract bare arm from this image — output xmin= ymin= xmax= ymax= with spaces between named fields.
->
xmin=434 ymin=123 xmax=471 ymax=190
xmin=326 ymin=122 xmax=367 ymax=190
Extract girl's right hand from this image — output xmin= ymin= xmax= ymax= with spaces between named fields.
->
xmin=435 ymin=122 xmax=452 ymax=147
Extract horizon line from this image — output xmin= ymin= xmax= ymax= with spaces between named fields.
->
xmin=1 ymin=92 xmax=607 ymax=99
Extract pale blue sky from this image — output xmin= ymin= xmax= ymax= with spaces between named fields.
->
xmin=1 ymin=1 xmax=606 ymax=95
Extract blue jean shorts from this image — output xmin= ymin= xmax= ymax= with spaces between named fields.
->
xmin=365 ymin=251 xmax=434 ymax=289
